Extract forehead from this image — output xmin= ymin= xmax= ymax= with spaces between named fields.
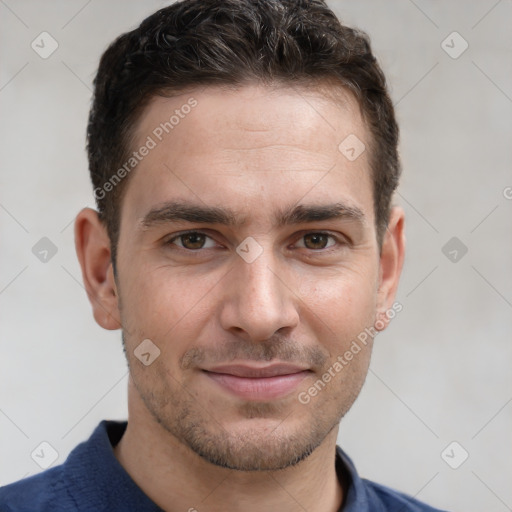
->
xmin=121 ymin=84 xmax=374 ymax=229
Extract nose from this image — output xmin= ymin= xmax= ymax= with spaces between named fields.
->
xmin=219 ymin=250 xmax=300 ymax=342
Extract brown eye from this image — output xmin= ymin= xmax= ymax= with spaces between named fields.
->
xmin=170 ymin=232 xmax=216 ymax=250
xmin=296 ymin=233 xmax=337 ymax=250
xmin=181 ymin=233 xmax=205 ymax=249
xmin=303 ymin=233 xmax=330 ymax=249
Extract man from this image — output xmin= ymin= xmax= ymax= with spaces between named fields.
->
xmin=0 ymin=0 xmax=447 ymax=510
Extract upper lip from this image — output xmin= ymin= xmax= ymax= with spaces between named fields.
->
xmin=203 ymin=363 xmax=310 ymax=378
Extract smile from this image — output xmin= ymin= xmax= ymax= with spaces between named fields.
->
xmin=202 ymin=364 xmax=311 ymax=401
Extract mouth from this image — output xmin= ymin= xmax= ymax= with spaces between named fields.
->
xmin=201 ymin=363 xmax=312 ymax=401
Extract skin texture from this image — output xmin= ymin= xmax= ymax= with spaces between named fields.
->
xmin=75 ymin=84 xmax=405 ymax=512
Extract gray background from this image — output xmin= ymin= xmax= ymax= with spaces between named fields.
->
xmin=1 ymin=1 xmax=511 ymax=510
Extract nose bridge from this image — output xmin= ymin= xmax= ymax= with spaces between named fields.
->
xmin=220 ymin=244 xmax=298 ymax=340
xmin=243 ymin=253 xmax=281 ymax=306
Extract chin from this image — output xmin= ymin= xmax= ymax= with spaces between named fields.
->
xmin=159 ymin=403 xmax=338 ymax=471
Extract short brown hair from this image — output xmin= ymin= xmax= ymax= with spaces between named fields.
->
xmin=87 ymin=0 xmax=400 ymax=265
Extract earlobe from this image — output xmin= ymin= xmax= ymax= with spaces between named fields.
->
xmin=74 ymin=207 xmax=121 ymax=331
xmin=375 ymin=206 xmax=405 ymax=331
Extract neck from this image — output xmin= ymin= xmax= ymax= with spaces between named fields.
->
xmin=114 ymin=380 xmax=344 ymax=512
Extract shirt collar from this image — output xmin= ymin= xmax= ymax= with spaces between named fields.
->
xmin=68 ymin=420 xmax=375 ymax=511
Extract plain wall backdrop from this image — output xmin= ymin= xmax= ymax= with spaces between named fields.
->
xmin=1 ymin=1 xmax=511 ymax=511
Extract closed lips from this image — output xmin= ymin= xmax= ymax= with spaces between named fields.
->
xmin=202 ymin=364 xmax=310 ymax=378
xmin=202 ymin=363 xmax=311 ymax=400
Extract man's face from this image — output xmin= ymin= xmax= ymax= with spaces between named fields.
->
xmin=114 ymin=84 xmax=384 ymax=471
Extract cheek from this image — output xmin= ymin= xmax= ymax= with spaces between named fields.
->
xmin=118 ymin=261 xmax=221 ymax=348
xmin=296 ymin=266 xmax=378 ymax=345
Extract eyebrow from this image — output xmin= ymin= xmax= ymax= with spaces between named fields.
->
xmin=141 ymin=201 xmax=241 ymax=228
xmin=140 ymin=200 xmax=365 ymax=229
xmin=277 ymin=203 xmax=365 ymax=226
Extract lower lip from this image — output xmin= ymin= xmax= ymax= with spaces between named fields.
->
xmin=204 ymin=371 xmax=310 ymax=401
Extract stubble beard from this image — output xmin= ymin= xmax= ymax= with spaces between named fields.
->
xmin=130 ymin=362 xmax=360 ymax=472
xmin=121 ymin=326 xmax=369 ymax=472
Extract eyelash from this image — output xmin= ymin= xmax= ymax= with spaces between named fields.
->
xmin=165 ymin=230 xmax=345 ymax=253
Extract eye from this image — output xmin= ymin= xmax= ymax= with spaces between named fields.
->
xmin=295 ymin=232 xmax=337 ymax=250
xmin=167 ymin=231 xmax=217 ymax=250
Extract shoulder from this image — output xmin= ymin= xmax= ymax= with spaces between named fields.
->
xmin=0 ymin=420 xmax=126 ymax=512
xmin=0 ymin=466 xmax=76 ymax=512
xmin=335 ymin=446 xmax=448 ymax=512
xmin=362 ymin=478 xmax=448 ymax=511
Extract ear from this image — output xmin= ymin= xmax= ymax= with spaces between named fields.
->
xmin=375 ymin=206 xmax=405 ymax=331
xmin=74 ymin=207 xmax=121 ymax=330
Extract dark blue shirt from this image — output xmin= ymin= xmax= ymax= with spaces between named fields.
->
xmin=0 ymin=421 xmax=447 ymax=511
